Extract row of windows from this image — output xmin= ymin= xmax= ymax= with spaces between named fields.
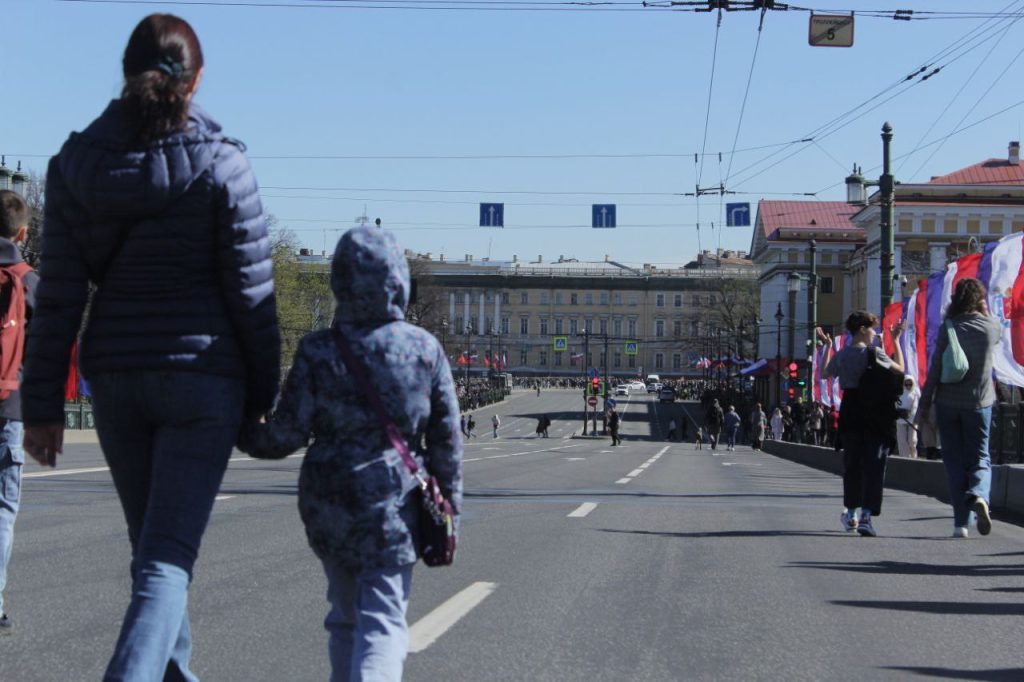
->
xmin=452 ymin=316 xmax=706 ymax=337
xmin=452 ymin=291 xmax=719 ymax=307
xmin=510 ymin=349 xmax=683 ymax=369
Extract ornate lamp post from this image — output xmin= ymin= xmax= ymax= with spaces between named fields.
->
xmin=846 ymin=122 xmax=896 ymax=312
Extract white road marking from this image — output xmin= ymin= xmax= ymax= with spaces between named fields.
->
xmin=215 ymin=495 xmax=235 ymax=501
xmin=482 ymin=447 xmax=501 ymax=451
xmin=654 ymin=446 xmax=670 ymax=457
xmin=409 ymin=582 xmax=498 ymax=653
xmin=568 ymin=502 xmax=598 ymax=518
xmin=564 ymin=457 xmax=586 ymax=461
xmin=615 ymin=477 xmax=632 ymax=484
xmin=638 ymin=463 xmax=650 ymax=469
xmin=24 ymin=465 xmax=110 ymax=479
xmin=627 ymin=468 xmax=644 ymax=477
xmin=463 ymin=443 xmax=581 ymax=463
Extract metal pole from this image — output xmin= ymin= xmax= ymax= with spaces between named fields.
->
xmin=808 ymin=239 xmax=817 ymax=401
xmin=464 ymin=324 xmax=470 ymax=389
xmin=880 ymin=122 xmax=896 ymax=312
xmin=775 ymin=303 xmax=783 ymax=410
xmin=582 ymin=329 xmax=590 ymax=435
xmin=602 ymin=334 xmax=609 ymax=435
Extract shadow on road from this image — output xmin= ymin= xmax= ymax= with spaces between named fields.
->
xmin=465 ymin=489 xmax=833 ymax=500
xmin=597 ymin=528 xmax=841 ymax=539
xmin=832 ymin=600 xmax=1024 ymax=617
xmin=790 ymin=560 xmax=1022 ymax=578
xmin=882 ymin=667 xmax=1024 ymax=681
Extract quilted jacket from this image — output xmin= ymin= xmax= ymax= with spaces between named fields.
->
xmin=241 ymin=226 xmax=463 ymax=570
xmin=22 ymin=100 xmax=280 ymax=423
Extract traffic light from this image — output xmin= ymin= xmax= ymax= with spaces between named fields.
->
xmin=787 ymin=387 xmax=796 ymax=399
xmin=590 ymin=377 xmax=601 ymax=395
xmin=788 ymin=362 xmax=798 ymax=381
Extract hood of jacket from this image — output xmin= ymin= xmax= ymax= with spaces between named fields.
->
xmin=56 ymin=99 xmax=227 ymax=221
xmin=331 ymin=226 xmax=409 ymax=325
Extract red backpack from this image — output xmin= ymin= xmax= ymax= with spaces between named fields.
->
xmin=0 ymin=262 xmax=32 ymax=401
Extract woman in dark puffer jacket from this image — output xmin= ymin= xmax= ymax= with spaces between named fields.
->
xmin=22 ymin=15 xmax=280 ymax=680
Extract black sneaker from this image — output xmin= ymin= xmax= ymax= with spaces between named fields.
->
xmin=0 ymin=613 xmax=12 ymax=635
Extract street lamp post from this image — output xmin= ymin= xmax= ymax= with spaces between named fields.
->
xmin=846 ymin=122 xmax=897 ymax=312
xmin=774 ymin=302 xmax=784 ymax=410
xmin=440 ymin=317 xmax=448 ymax=358
xmin=487 ymin=327 xmax=496 ymax=382
xmin=807 ymin=240 xmax=818 ymax=399
xmin=580 ymin=328 xmax=590 ymax=435
xmin=787 ymin=272 xmax=801 ymax=362
xmin=463 ymin=323 xmax=472 ymax=389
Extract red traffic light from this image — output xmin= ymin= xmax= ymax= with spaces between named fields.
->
xmin=788 ymin=362 xmax=798 ymax=371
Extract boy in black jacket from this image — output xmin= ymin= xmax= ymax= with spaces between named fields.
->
xmin=0 ymin=190 xmax=38 ymax=635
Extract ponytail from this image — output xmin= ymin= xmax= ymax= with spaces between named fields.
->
xmin=120 ymin=14 xmax=204 ymax=143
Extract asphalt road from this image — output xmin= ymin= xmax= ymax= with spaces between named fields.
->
xmin=3 ymin=388 xmax=1023 ymax=681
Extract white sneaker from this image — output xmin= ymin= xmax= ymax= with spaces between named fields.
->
xmin=840 ymin=510 xmax=858 ymax=532
xmin=971 ymin=497 xmax=992 ymax=536
xmin=952 ymin=526 xmax=969 ymax=538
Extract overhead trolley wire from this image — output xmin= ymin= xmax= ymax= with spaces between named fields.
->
xmin=722 ymin=6 xmax=768 ymax=188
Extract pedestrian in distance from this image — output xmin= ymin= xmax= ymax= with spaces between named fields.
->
xmin=704 ymin=399 xmax=724 ymax=450
xmin=239 ymin=226 xmax=463 ymax=682
xmin=825 ymin=311 xmax=905 ymax=537
xmin=667 ymin=418 xmax=677 ymax=442
xmin=694 ymin=426 xmax=704 ymax=450
xmin=0 ymin=191 xmax=38 ymax=636
xmin=491 ymin=414 xmax=500 ymax=438
xmin=21 ymin=15 xmax=282 ymax=678
xmin=466 ymin=415 xmax=477 ymax=438
xmin=724 ymin=405 xmax=741 ymax=452
xmin=750 ymin=403 xmax=767 ymax=451
xmin=896 ymin=376 xmax=920 ymax=459
xmin=918 ymin=278 xmax=1002 ymax=538
xmin=770 ymin=408 xmax=784 ymax=442
xmin=460 ymin=414 xmax=468 ymax=438
xmin=608 ymin=407 xmax=621 ymax=446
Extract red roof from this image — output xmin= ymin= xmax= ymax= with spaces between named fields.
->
xmin=758 ymin=200 xmax=861 ymax=239
xmin=928 ymin=158 xmax=1024 ymax=185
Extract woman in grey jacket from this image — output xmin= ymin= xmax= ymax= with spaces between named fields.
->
xmin=22 ymin=15 xmax=280 ymax=679
xmin=919 ymin=278 xmax=1002 ymax=538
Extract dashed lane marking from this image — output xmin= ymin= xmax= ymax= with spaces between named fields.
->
xmin=215 ymin=495 xmax=235 ymax=501
xmin=627 ymin=468 xmax=644 ymax=477
xmin=463 ymin=443 xmax=581 ymax=463
xmin=26 ymin=451 xmax=308 ymax=479
xmin=615 ymin=477 xmax=632 ymax=484
xmin=568 ymin=502 xmax=598 ymax=518
xmin=409 ymin=582 xmax=498 ymax=653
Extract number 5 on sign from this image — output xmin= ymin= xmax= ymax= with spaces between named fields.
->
xmin=809 ymin=13 xmax=853 ymax=48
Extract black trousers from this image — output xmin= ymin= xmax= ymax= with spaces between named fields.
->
xmin=841 ymin=430 xmax=891 ymax=515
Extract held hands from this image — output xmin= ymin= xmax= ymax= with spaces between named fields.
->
xmin=889 ymin=320 xmax=906 ymax=339
xmin=25 ymin=424 xmax=65 ymax=468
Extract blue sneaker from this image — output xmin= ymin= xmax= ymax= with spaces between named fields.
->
xmin=857 ymin=512 xmax=877 ymax=537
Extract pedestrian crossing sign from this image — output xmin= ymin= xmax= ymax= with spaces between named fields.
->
xmin=553 ymin=336 xmax=569 ymax=352
xmin=624 ymin=341 xmax=638 ymax=356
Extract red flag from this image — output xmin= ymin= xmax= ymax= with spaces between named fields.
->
xmin=64 ymin=342 xmax=79 ymax=401
xmin=1011 ymin=237 xmax=1024 ymax=366
xmin=483 ymin=356 xmax=491 ymax=368
xmin=882 ymin=301 xmax=903 ymax=357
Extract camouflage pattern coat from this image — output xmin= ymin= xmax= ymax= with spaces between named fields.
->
xmin=241 ymin=227 xmax=463 ymax=570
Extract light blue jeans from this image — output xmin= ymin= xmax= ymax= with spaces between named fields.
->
xmin=936 ymin=404 xmax=993 ymax=528
xmin=322 ymin=559 xmax=414 ymax=682
xmin=90 ymin=371 xmax=244 ymax=682
xmin=0 ymin=419 xmax=24 ymax=617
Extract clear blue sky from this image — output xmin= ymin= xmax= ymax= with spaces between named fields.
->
xmin=5 ymin=1 xmax=1024 ymax=265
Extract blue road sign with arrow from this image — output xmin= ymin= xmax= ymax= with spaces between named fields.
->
xmin=479 ymin=203 xmax=504 ymax=227
xmin=592 ymin=204 xmax=616 ymax=228
xmin=726 ymin=203 xmax=751 ymax=227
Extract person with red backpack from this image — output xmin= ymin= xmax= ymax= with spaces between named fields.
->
xmin=0 ymin=190 xmax=38 ymax=636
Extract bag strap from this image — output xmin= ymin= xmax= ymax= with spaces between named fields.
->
xmin=330 ymin=327 xmax=424 ymax=482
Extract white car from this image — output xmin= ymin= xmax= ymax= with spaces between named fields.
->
xmin=615 ymin=385 xmax=630 ymax=396
xmin=646 ymin=382 xmax=662 ymax=393
xmin=628 ymin=381 xmax=646 ymax=390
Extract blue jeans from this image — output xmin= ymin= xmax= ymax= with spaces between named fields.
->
xmin=0 ymin=419 xmax=24 ymax=616
xmin=322 ymin=559 xmax=414 ymax=682
xmin=936 ymin=404 xmax=993 ymax=527
xmin=726 ymin=426 xmax=738 ymax=449
xmin=89 ymin=371 xmax=244 ymax=682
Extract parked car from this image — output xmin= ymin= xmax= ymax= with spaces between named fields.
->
xmin=659 ymin=387 xmax=676 ymax=403
xmin=629 ymin=381 xmax=646 ymax=390
xmin=615 ymin=385 xmax=630 ymax=396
